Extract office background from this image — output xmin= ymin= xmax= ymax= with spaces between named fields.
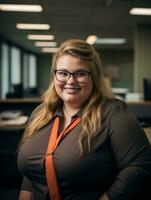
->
xmin=0 ymin=0 xmax=151 ymax=99
xmin=0 ymin=1 xmax=151 ymax=199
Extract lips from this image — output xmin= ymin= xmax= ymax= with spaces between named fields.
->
xmin=64 ymin=87 xmax=81 ymax=93
xmin=64 ymin=87 xmax=80 ymax=90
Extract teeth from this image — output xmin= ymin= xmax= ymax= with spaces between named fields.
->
xmin=65 ymin=88 xmax=80 ymax=90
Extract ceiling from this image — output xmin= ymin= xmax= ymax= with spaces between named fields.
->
xmin=0 ymin=0 xmax=151 ymax=54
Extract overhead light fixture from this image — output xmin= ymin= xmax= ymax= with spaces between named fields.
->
xmin=27 ymin=34 xmax=54 ymax=40
xmin=16 ymin=24 xmax=50 ymax=30
xmin=86 ymin=36 xmax=126 ymax=45
xmin=0 ymin=4 xmax=42 ymax=12
xmin=130 ymin=8 xmax=151 ymax=16
xmin=86 ymin=35 xmax=98 ymax=45
xmin=35 ymin=42 xmax=57 ymax=47
xmin=42 ymin=48 xmax=59 ymax=53
xmin=96 ymin=38 xmax=126 ymax=45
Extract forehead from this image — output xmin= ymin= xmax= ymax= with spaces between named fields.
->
xmin=56 ymin=54 xmax=90 ymax=70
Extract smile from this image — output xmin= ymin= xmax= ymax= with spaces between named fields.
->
xmin=64 ymin=87 xmax=81 ymax=93
xmin=64 ymin=87 xmax=81 ymax=90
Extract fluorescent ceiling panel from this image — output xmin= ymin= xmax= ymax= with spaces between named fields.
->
xmin=16 ymin=24 xmax=50 ymax=30
xmin=27 ymin=35 xmax=54 ymax=40
xmin=0 ymin=4 xmax=42 ymax=12
xmin=35 ymin=42 xmax=57 ymax=47
xmin=41 ymin=48 xmax=59 ymax=53
xmin=96 ymin=38 xmax=126 ymax=45
xmin=130 ymin=8 xmax=151 ymax=15
xmin=86 ymin=35 xmax=98 ymax=45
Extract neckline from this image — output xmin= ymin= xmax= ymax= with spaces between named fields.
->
xmin=63 ymin=107 xmax=72 ymax=118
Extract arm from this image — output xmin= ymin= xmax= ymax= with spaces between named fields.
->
xmin=106 ymin=104 xmax=151 ymax=200
xmin=18 ymin=177 xmax=32 ymax=200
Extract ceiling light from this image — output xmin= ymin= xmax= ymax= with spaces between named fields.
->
xmin=27 ymin=35 xmax=54 ymax=40
xmin=86 ymin=35 xmax=98 ymax=45
xmin=96 ymin=38 xmax=126 ymax=45
xmin=0 ymin=4 xmax=42 ymax=12
xmin=42 ymin=48 xmax=59 ymax=53
xmin=35 ymin=42 xmax=57 ymax=47
xmin=130 ymin=8 xmax=151 ymax=15
xmin=16 ymin=24 xmax=50 ymax=30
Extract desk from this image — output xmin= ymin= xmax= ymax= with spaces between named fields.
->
xmin=0 ymin=98 xmax=41 ymax=104
xmin=127 ymin=101 xmax=151 ymax=124
xmin=0 ymin=98 xmax=40 ymax=116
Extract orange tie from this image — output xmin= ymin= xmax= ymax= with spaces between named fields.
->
xmin=45 ymin=116 xmax=81 ymax=200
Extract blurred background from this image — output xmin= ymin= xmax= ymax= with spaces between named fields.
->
xmin=0 ymin=0 xmax=151 ymax=100
xmin=0 ymin=0 xmax=151 ymax=199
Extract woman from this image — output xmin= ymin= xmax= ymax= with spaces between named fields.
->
xmin=18 ymin=39 xmax=151 ymax=200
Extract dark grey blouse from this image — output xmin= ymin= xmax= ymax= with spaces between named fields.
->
xmin=17 ymin=99 xmax=151 ymax=200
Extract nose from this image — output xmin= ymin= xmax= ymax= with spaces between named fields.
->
xmin=67 ymin=74 xmax=77 ymax=84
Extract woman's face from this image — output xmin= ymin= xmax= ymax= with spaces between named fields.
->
xmin=54 ymin=54 xmax=93 ymax=108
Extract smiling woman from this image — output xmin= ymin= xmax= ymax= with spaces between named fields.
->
xmin=54 ymin=54 xmax=93 ymax=111
xmin=17 ymin=39 xmax=151 ymax=200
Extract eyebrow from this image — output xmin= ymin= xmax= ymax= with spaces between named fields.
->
xmin=56 ymin=68 xmax=90 ymax=72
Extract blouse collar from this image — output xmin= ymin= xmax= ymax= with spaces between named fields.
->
xmin=53 ymin=104 xmax=83 ymax=120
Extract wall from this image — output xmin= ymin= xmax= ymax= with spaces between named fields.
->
xmin=100 ymin=49 xmax=134 ymax=90
xmin=134 ymin=25 xmax=151 ymax=93
xmin=37 ymin=54 xmax=52 ymax=94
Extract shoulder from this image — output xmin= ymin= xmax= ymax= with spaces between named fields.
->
xmin=104 ymin=98 xmax=141 ymax=133
xmin=27 ymin=103 xmax=44 ymax=124
xmin=102 ymin=98 xmax=127 ymax=114
xmin=31 ymin=103 xmax=44 ymax=116
xmin=100 ymin=98 xmax=129 ymax=130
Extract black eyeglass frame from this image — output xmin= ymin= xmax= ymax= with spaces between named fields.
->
xmin=54 ymin=70 xmax=91 ymax=82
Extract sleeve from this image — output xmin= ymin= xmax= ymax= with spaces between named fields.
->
xmin=106 ymin=102 xmax=151 ymax=200
xmin=21 ymin=176 xmax=33 ymax=192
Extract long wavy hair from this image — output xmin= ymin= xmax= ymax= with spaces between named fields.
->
xmin=19 ymin=39 xmax=112 ymax=153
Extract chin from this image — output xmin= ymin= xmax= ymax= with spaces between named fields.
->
xmin=64 ymin=97 xmax=78 ymax=103
xmin=64 ymin=97 xmax=81 ymax=104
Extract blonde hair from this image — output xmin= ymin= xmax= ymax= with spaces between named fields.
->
xmin=19 ymin=39 xmax=112 ymax=153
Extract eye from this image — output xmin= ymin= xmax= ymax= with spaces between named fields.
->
xmin=57 ymin=71 xmax=68 ymax=77
xmin=76 ymin=71 xmax=89 ymax=77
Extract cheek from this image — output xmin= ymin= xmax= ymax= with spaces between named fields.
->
xmin=85 ymin=80 xmax=93 ymax=93
xmin=86 ymin=85 xmax=93 ymax=96
xmin=55 ymin=81 xmax=64 ymax=97
xmin=55 ymin=79 xmax=65 ymax=89
xmin=81 ymin=83 xmax=93 ymax=99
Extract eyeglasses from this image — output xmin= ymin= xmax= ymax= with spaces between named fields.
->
xmin=54 ymin=70 xmax=91 ymax=83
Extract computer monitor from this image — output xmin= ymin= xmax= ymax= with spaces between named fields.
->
xmin=6 ymin=83 xmax=23 ymax=98
xmin=143 ymin=78 xmax=151 ymax=100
